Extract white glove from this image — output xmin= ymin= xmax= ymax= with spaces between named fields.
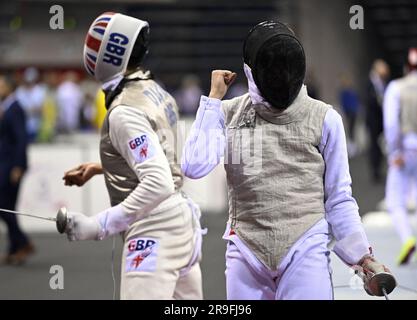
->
xmin=65 ymin=204 xmax=137 ymax=241
xmin=66 ymin=212 xmax=103 ymax=241
xmin=95 ymin=204 xmax=136 ymax=239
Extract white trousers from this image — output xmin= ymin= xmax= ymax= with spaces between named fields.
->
xmin=386 ymin=150 xmax=417 ymax=243
xmin=225 ymin=220 xmax=334 ymax=300
xmin=120 ymin=196 xmax=203 ymax=300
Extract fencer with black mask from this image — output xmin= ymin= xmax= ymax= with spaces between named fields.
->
xmin=182 ymin=21 xmax=395 ymax=299
xmin=62 ymin=12 xmax=204 ymax=300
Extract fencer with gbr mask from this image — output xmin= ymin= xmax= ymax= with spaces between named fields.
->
xmin=62 ymin=12 xmax=204 ymax=300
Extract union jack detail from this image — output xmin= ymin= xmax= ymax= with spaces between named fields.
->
xmin=83 ymin=12 xmax=115 ymax=76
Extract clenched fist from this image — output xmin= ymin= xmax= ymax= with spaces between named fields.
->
xmin=209 ymin=70 xmax=237 ymax=100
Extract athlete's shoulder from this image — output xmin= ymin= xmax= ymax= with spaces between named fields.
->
xmin=385 ymin=78 xmax=401 ymax=98
xmin=108 ymin=104 xmax=148 ymax=124
xmin=138 ymin=79 xmax=176 ymax=107
xmin=304 ymin=94 xmax=333 ymax=121
xmin=222 ymin=93 xmax=251 ymax=107
xmin=221 ymin=93 xmax=250 ymax=122
xmin=323 ymin=107 xmax=343 ymax=126
xmin=389 ymin=75 xmax=407 ymax=88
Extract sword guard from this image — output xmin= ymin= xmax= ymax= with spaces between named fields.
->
xmin=364 ymin=272 xmax=397 ymax=297
xmin=56 ymin=207 xmax=68 ymax=234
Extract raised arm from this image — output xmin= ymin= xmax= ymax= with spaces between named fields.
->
xmin=181 ymin=70 xmax=236 ymax=179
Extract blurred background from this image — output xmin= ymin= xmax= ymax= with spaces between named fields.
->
xmin=0 ymin=0 xmax=417 ymax=299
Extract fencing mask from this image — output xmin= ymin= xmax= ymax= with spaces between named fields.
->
xmin=243 ymin=21 xmax=306 ymax=109
xmin=84 ymin=12 xmax=150 ymax=83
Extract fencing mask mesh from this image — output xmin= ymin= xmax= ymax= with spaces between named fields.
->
xmin=243 ymin=21 xmax=306 ymax=109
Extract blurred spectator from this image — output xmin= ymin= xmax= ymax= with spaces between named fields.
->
xmin=175 ymin=74 xmax=203 ymax=115
xmin=79 ymin=79 xmax=100 ymax=131
xmin=366 ymin=59 xmax=390 ymax=183
xmin=93 ymin=89 xmax=106 ymax=130
xmin=16 ymin=67 xmax=46 ymax=142
xmin=56 ymin=72 xmax=84 ymax=134
xmin=0 ymin=73 xmax=35 ymax=265
xmin=38 ymin=71 xmax=59 ymax=142
xmin=383 ymin=48 xmax=417 ymax=265
xmin=339 ymin=74 xmax=360 ymax=157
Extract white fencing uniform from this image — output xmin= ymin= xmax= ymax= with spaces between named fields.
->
xmin=101 ymin=71 xmax=204 ymax=299
xmin=384 ymin=71 xmax=417 ymax=244
xmin=181 ymin=67 xmax=371 ymax=300
xmin=224 ymin=219 xmax=333 ymax=300
xmin=74 ymin=12 xmax=204 ymax=300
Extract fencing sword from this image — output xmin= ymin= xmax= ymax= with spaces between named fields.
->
xmin=0 ymin=207 xmax=69 ymax=234
xmin=382 ymin=287 xmax=390 ymax=300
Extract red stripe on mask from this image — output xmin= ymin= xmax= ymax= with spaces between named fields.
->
xmin=86 ymin=34 xmax=101 ymax=52
xmin=94 ymin=22 xmax=108 ymax=28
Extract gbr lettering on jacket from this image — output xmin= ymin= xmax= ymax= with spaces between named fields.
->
xmin=128 ymin=133 xmax=155 ymax=163
xmin=125 ymin=237 xmax=158 ymax=273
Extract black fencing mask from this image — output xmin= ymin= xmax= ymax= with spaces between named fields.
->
xmin=243 ymin=21 xmax=306 ymax=109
